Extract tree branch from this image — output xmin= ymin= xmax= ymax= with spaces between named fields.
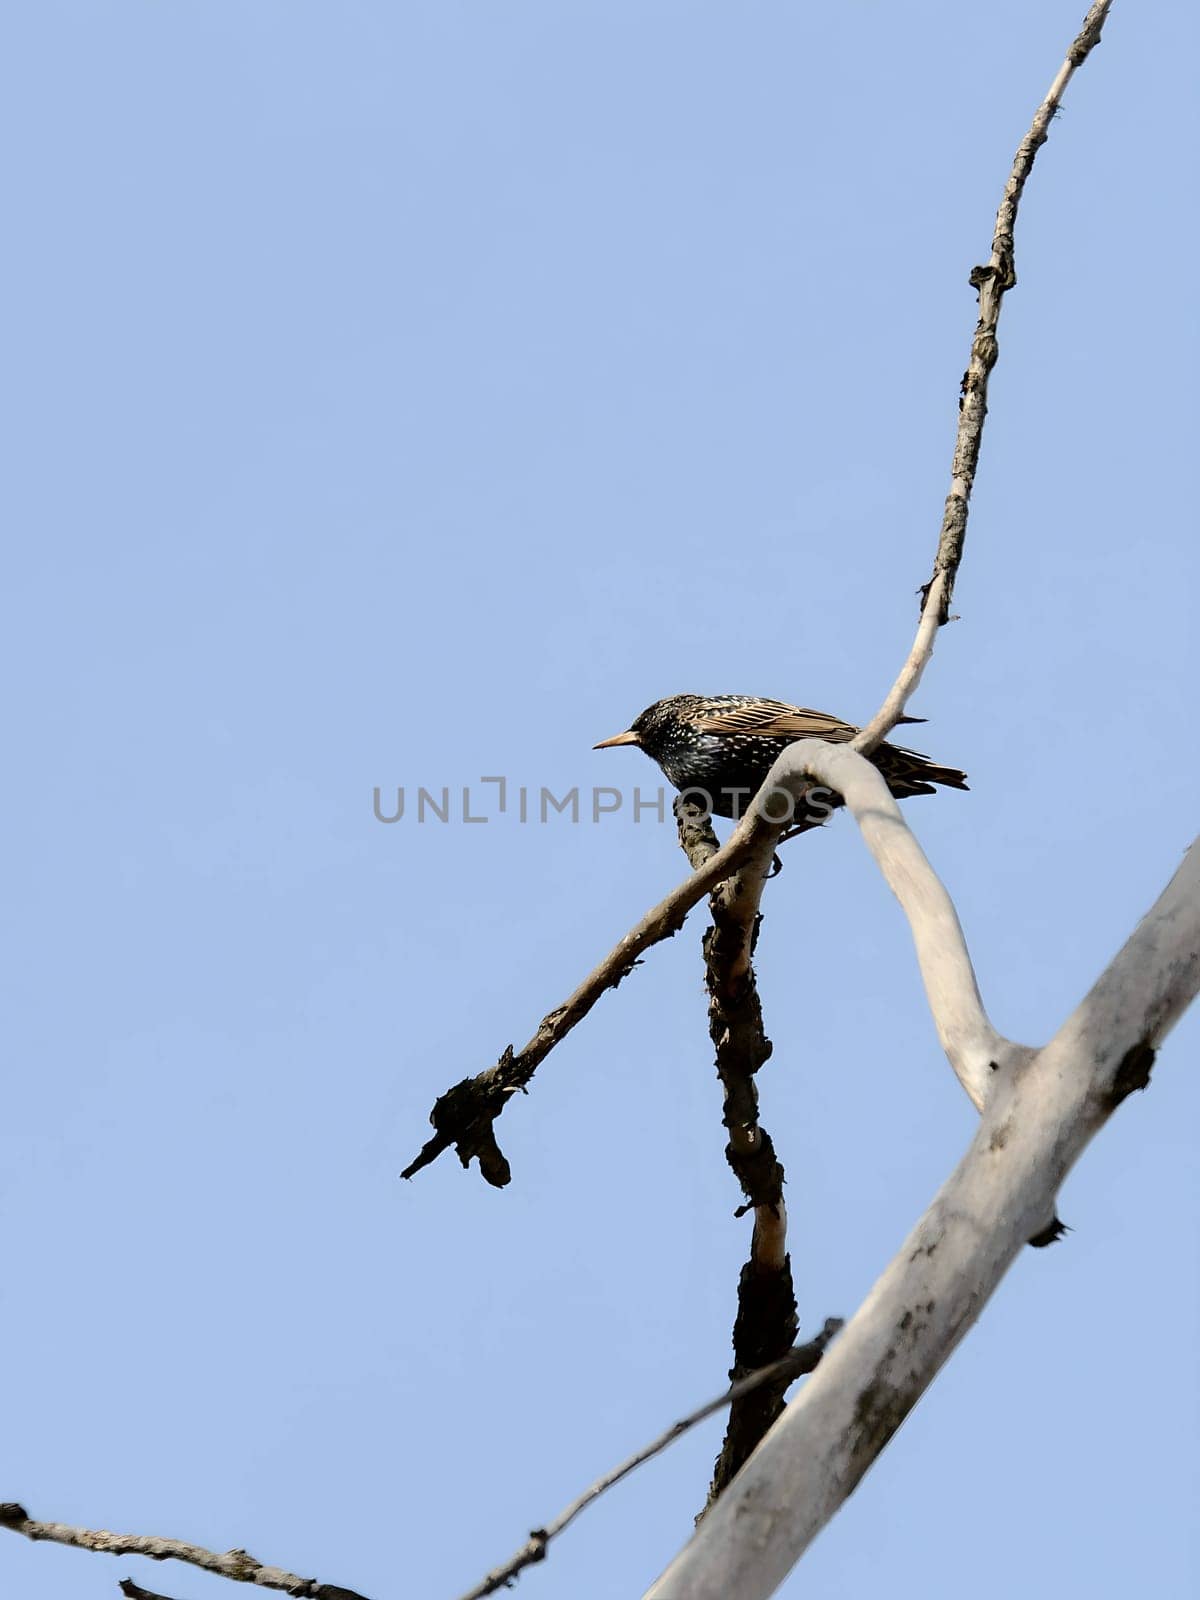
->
xmin=0 ymin=1505 xmax=371 ymax=1600
xmin=401 ymin=0 xmax=1113 ymax=1199
xmin=401 ymin=796 xmax=796 ymax=1185
xmin=856 ymin=0 xmax=1115 ymax=754
xmin=645 ymin=834 xmax=1200 ymax=1599
xmin=455 ymin=1319 xmax=843 ymax=1600
xmin=763 ymin=742 xmax=1017 ymax=1106
xmin=674 ymin=798 xmax=807 ymax=1508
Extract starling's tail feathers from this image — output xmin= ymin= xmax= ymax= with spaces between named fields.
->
xmin=877 ymin=743 xmax=969 ymax=799
xmin=920 ymin=761 xmax=970 ymax=792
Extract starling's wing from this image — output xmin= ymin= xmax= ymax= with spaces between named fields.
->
xmin=691 ymin=697 xmax=968 ymax=793
xmin=692 ymin=699 xmax=860 ymax=743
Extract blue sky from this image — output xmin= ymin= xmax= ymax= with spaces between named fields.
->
xmin=3 ymin=3 xmax=1197 ymax=1598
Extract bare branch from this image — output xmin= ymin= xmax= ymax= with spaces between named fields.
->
xmin=401 ymin=0 xmax=1113 ymax=1195
xmin=455 ymin=1319 xmax=843 ymax=1600
xmin=400 ymin=727 xmax=972 ymax=1187
xmin=856 ymin=0 xmax=1115 ymax=753
xmin=853 ymin=569 xmax=948 ymax=757
xmin=675 ymin=798 xmax=807 ymax=1507
xmin=645 ymin=836 xmax=1200 ymax=1599
xmin=758 ymin=742 xmax=1016 ymax=1106
xmin=401 ymin=795 xmax=798 ymax=1184
xmin=0 ymin=1505 xmax=371 ymax=1600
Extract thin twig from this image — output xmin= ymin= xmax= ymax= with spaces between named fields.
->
xmin=854 ymin=569 xmax=949 ymax=757
xmin=455 ymin=1319 xmax=843 ymax=1600
xmin=856 ymin=0 xmax=1115 ymax=754
xmin=0 ymin=1505 xmax=371 ymax=1600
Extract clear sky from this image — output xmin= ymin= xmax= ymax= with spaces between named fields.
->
xmin=4 ymin=4 xmax=1197 ymax=1598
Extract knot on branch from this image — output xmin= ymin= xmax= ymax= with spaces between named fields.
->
xmin=1027 ymin=1215 xmax=1070 ymax=1248
xmin=675 ymin=794 xmax=722 ymax=870
xmin=919 ymin=567 xmax=956 ymax=626
xmin=969 ymin=329 xmax=1000 ymax=374
xmin=730 ymin=1254 xmax=800 ymax=1376
xmin=401 ymin=1053 xmax=523 ymax=1187
xmin=704 ymin=1257 xmax=803 ymax=1508
xmin=726 ymin=1125 xmax=785 ymax=1215
xmin=969 ymin=258 xmax=1016 ymax=296
xmin=1069 ymin=15 xmax=1107 ymax=66
xmin=1108 ymin=1040 xmax=1157 ymax=1109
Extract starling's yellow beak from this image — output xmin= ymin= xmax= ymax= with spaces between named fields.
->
xmin=593 ymin=729 xmax=640 ymax=750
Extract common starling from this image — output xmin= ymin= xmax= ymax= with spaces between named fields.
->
xmin=594 ymin=693 xmax=967 ymax=822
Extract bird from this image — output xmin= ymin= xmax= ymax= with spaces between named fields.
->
xmin=594 ymin=693 xmax=967 ymax=822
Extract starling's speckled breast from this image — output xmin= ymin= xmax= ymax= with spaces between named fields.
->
xmin=594 ymin=693 xmax=968 ymax=820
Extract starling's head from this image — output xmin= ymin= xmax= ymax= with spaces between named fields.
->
xmin=593 ymin=695 xmax=701 ymax=757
